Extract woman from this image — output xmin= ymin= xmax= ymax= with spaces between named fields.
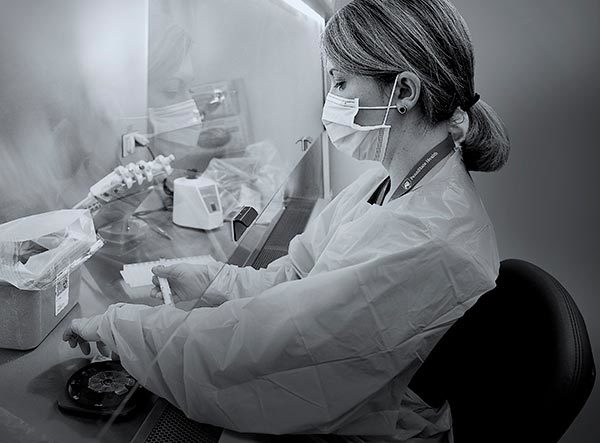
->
xmin=64 ymin=0 xmax=509 ymax=441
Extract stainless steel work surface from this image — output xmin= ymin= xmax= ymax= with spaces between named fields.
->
xmin=0 ymin=207 xmax=234 ymax=443
xmin=0 ymin=131 xmax=324 ymax=442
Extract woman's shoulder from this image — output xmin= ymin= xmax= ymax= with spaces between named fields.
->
xmin=385 ymin=158 xmax=497 ymax=253
xmin=403 ymin=167 xmax=499 ymax=281
xmin=398 ymin=155 xmax=488 ymax=223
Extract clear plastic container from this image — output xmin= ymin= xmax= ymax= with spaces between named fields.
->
xmin=97 ymin=218 xmax=148 ymax=257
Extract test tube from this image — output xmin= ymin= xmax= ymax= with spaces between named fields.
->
xmin=158 ymin=258 xmax=174 ymax=305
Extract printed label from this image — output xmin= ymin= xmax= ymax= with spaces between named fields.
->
xmin=55 ymin=271 xmax=70 ymax=316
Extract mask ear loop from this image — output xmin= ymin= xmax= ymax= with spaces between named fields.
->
xmin=358 ymin=75 xmax=400 ymax=111
xmin=382 ymin=75 xmax=400 ymax=125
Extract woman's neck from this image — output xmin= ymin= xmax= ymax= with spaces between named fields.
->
xmin=383 ymin=121 xmax=450 ymax=194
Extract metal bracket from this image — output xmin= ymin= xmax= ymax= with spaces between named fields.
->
xmin=295 ymin=136 xmax=314 ymax=152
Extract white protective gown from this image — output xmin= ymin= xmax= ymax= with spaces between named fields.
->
xmin=95 ymin=149 xmax=499 ymax=441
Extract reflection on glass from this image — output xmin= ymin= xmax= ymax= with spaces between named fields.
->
xmin=98 ymin=136 xmax=324 ymax=440
xmin=0 ymin=0 xmax=326 ymax=441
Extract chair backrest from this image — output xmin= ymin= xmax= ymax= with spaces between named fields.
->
xmin=408 ymin=259 xmax=596 ymax=443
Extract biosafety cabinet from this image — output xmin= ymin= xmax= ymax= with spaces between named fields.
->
xmin=0 ymin=1 xmax=348 ymax=442
xmin=148 ymin=0 xmax=330 ymax=185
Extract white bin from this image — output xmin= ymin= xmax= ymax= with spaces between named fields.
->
xmin=0 ymin=268 xmax=81 ymax=350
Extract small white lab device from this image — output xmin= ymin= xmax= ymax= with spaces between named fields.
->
xmin=172 ymin=175 xmax=223 ymax=230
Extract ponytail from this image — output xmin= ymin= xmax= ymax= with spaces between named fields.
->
xmin=462 ymin=100 xmax=510 ymax=172
xmin=323 ymin=0 xmax=512 ymax=172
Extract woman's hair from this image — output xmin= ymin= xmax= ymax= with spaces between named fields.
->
xmin=322 ymin=0 xmax=510 ymax=172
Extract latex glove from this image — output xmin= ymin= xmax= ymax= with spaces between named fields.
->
xmin=150 ymin=263 xmax=215 ymax=304
xmin=63 ymin=315 xmax=113 ymax=358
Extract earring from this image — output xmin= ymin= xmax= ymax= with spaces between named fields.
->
xmin=398 ymin=106 xmax=407 ymax=115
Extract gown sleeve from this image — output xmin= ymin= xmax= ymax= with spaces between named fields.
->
xmin=95 ymin=224 xmax=494 ymax=435
xmin=200 ymin=254 xmax=301 ymax=306
xmin=200 ymin=174 xmax=366 ymax=305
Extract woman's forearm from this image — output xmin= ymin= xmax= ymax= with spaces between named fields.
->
xmin=201 ymin=254 xmax=301 ymax=305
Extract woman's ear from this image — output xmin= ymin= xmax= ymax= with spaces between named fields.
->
xmin=394 ymin=72 xmax=421 ymax=114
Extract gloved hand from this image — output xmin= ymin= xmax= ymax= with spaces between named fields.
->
xmin=150 ymin=263 xmax=217 ymax=304
xmin=62 ymin=315 xmax=114 ymax=358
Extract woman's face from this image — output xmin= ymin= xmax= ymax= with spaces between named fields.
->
xmin=326 ymin=60 xmax=395 ymax=127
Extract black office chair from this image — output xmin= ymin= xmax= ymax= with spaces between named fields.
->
xmin=408 ymin=259 xmax=596 ymax=443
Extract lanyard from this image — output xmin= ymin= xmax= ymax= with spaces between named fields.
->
xmin=387 ymin=135 xmax=456 ymax=202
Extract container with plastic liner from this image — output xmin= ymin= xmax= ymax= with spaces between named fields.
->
xmin=0 ymin=209 xmax=103 ymax=350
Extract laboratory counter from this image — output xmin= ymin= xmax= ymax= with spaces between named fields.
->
xmin=0 ymin=208 xmax=241 ymax=443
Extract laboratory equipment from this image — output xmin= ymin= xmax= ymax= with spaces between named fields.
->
xmin=97 ymin=217 xmax=148 ymax=257
xmin=148 ymin=100 xmax=202 ymax=135
xmin=188 ymin=80 xmax=251 ymax=146
xmin=158 ymin=277 xmax=173 ymax=305
xmin=172 ymin=174 xmax=223 ymax=230
xmin=0 ymin=268 xmax=82 ymax=350
xmin=90 ymin=144 xmax=498 ymax=435
xmin=189 ymin=87 xmax=228 ymax=122
xmin=0 ymin=209 xmax=102 ymax=290
xmin=158 ymin=258 xmax=174 ymax=305
xmin=0 ymin=209 xmax=102 ymax=350
xmin=201 ymin=141 xmax=286 ymax=219
xmin=150 ymin=80 xmax=251 ymax=168
xmin=231 ymin=206 xmax=258 ymax=242
xmin=57 ymin=361 xmax=144 ymax=419
xmin=120 ymin=255 xmax=216 ymax=288
xmin=74 ymin=155 xmax=175 ymax=216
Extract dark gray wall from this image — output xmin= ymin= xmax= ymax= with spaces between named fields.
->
xmin=455 ymin=2 xmax=600 ymax=442
xmin=333 ymin=1 xmax=600 ymax=441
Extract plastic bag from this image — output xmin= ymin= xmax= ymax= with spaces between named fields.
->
xmin=148 ymin=99 xmax=202 ymax=135
xmin=201 ymin=142 xmax=285 ymax=219
xmin=0 ymin=209 xmax=103 ymax=290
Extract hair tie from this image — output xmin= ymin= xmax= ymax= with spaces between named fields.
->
xmin=462 ymin=93 xmax=480 ymax=111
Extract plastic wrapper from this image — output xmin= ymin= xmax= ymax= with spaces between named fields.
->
xmin=0 ymin=209 xmax=103 ymax=291
xmin=201 ymin=142 xmax=285 ymax=220
xmin=149 ymin=79 xmax=252 ymax=172
xmin=148 ymin=99 xmax=202 ymax=135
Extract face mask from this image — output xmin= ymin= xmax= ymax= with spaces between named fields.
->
xmin=321 ymin=76 xmax=399 ymax=162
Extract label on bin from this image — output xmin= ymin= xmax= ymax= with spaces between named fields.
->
xmin=55 ymin=271 xmax=70 ymax=316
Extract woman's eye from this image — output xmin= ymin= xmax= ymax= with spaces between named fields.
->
xmin=334 ymin=81 xmax=346 ymax=90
